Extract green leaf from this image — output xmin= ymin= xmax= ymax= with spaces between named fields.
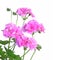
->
xmin=5 ymin=47 xmax=21 ymax=60
xmin=0 ymin=40 xmax=10 ymax=45
xmin=14 ymin=55 xmax=22 ymax=60
xmin=13 ymin=12 xmax=17 ymax=15
xmin=0 ymin=46 xmax=7 ymax=59
xmin=7 ymin=8 xmax=11 ymax=11
xmin=36 ymin=44 xmax=42 ymax=51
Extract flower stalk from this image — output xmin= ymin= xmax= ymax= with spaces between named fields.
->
xmin=30 ymin=49 xmax=36 ymax=60
xmin=11 ymin=10 xmax=12 ymax=22
xmin=8 ymin=38 xmax=11 ymax=49
xmin=16 ymin=14 xmax=18 ymax=25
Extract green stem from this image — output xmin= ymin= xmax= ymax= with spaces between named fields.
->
xmin=23 ymin=49 xmax=25 ymax=60
xmin=8 ymin=38 xmax=11 ymax=49
xmin=11 ymin=10 xmax=12 ymax=22
xmin=13 ymin=42 xmax=16 ymax=51
xmin=21 ymin=49 xmax=30 ymax=57
xmin=30 ymin=49 xmax=36 ymax=60
xmin=16 ymin=14 xmax=18 ymax=25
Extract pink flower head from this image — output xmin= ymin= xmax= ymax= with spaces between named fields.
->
xmin=15 ymin=34 xmax=29 ymax=47
xmin=22 ymin=20 xmax=39 ymax=34
xmin=2 ymin=23 xmax=23 ymax=39
xmin=16 ymin=8 xmax=35 ymax=17
xmin=16 ymin=35 xmax=37 ymax=50
xmin=38 ymin=24 xmax=45 ymax=33
xmin=2 ymin=23 xmax=18 ymax=38
xmin=17 ymin=36 xmax=29 ymax=47
xmin=28 ymin=38 xmax=37 ymax=50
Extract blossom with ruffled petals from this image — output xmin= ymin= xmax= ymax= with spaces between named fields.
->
xmin=16 ymin=8 xmax=35 ymax=17
xmin=16 ymin=36 xmax=37 ymax=50
xmin=3 ymin=23 xmax=18 ymax=38
xmin=22 ymin=20 xmax=39 ymax=34
xmin=22 ymin=20 xmax=45 ymax=34
xmin=16 ymin=35 xmax=29 ymax=47
xmin=2 ymin=23 xmax=23 ymax=39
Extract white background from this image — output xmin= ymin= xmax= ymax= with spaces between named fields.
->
xmin=0 ymin=0 xmax=54 ymax=60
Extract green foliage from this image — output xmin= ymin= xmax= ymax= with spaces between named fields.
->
xmin=5 ymin=47 xmax=21 ymax=60
xmin=0 ymin=40 xmax=10 ymax=45
xmin=0 ymin=46 xmax=7 ymax=60
xmin=0 ymin=45 xmax=22 ymax=60
xmin=0 ymin=40 xmax=22 ymax=60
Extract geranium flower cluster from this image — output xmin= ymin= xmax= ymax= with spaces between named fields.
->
xmin=0 ymin=7 xmax=45 ymax=60
xmin=16 ymin=8 xmax=35 ymax=17
xmin=22 ymin=20 xmax=45 ymax=34
xmin=3 ymin=22 xmax=37 ymax=50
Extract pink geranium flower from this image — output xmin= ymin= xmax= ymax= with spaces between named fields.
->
xmin=22 ymin=20 xmax=39 ymax=34
xmin=2 ymin=23 xmax=23 ymax=39
xmin=16 ymin=35 xmax=37 ymax=50
xmin=16 ymin=8 xmax=35 ymax=17
xmin=16 ymin=35 xmax=29 ymax=47
xmin=2 ymin=23 xmax=18 ymax=38
xmin=22 ymin=20 xmax=45 ymax=34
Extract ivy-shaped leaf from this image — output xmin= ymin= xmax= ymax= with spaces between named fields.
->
xmin=5 ymin=47 xmax=21 ymax=60
xmin=0 ymin=46 xmax=7 ymax=60
xmin=0 ymin=40 xmax=10 ymax=45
